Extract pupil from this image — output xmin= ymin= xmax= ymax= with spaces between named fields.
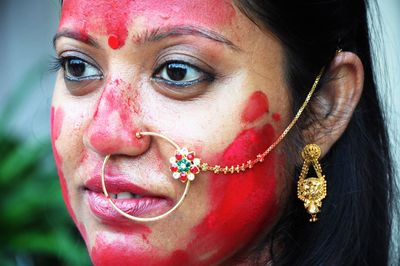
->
xmin=68 ymin=59 xmax=85 ymax=77
xmin=167 ymin=63 xmax=187 ymax=81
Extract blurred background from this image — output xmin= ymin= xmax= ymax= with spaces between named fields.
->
xmin=0 ymin=1 xmax=398 ymax=265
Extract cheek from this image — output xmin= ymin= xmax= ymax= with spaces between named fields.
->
xmin=272 ymin=113 xmax=281 ymax=122
xmin=51 ymin=107 xmax=77 ymax=222
xmin=241 ymin=91 xmax=270 ymax=123
xmin=52 ymin=107 xmax=90 ymax=243
xmin=188 ymin=124 xmax=279 ymax=264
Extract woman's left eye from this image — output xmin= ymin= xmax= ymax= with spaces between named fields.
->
xmin=153 ymin=61 xmax=212 ymax=87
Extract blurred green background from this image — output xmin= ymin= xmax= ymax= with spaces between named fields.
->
xmin=0 ymin=81 xmax=91 ymax=266
xmin=0 ymin=0 xmax=398 ymax=266
xmin=0 ymin=1 xmax=91 ymax=265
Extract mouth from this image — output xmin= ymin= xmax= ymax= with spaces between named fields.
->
xmin=84 ymin=176 xmax=172 ymax=223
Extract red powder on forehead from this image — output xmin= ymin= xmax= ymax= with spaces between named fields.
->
xmin=241 ymin=91 xmax=270 ymax=123
xmin=187 ymin=124 xmax=278 ymax=264
xmin=60 ymin=0 xmax=131 ymax=48
xmin=51 ymin=107 xmax=77 ymax=223
xmin=59 ymin=0 xmax=236 ymax=49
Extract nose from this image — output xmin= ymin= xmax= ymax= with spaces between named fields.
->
xmin=84 ymin=79 xmax=150 ymax=156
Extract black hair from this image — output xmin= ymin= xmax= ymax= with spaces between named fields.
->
xmin=236 ymin=0 xmax=399 ymax=265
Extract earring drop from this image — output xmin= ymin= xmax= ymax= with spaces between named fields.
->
xmin=297 ymin=144 xmax=327 ymax=222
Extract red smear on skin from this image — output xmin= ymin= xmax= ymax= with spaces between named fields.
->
xmin=78 ymin=223 xmax=89 ymax=245
xmin=187 ymin=124 xmax=278 ymax=264
xmin=51 ymin=107 xmax=77 ymax=223
xmin=91 ymin=235 xmax=191 ymax=266
xmin=79 ymin=150 xmax=88 ymax=163
xmin=89 ymin=124 xmax=278 ymax=265
xmin=59 ymin=0 xmax=130 ymax=49
xmin=59 ymin=0 xmax=236 ymax=50
xmin=272 ymin=113 xmax=281 ymax=122
xmin=241 ymin=91 xmax=270 ymax=123
xmin=88 ymin=79 xmax=142 ymax=154
xmin=108 ymin=35 xmax=121 ymax=49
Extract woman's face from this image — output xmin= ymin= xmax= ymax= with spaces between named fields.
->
xmin=52 ymin=0 xmax=291 ymax=264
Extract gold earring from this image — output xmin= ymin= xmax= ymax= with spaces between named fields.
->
xmin=297 ymin=144 xmax=327 ymax=222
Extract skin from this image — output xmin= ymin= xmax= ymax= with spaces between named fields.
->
xmin=241 ymin=91 xmax=270 ymax=123
xmin=51 ymin=0 xmax=310 ymax=265
xmin=52 ymin=0 xmax=366 ymax=264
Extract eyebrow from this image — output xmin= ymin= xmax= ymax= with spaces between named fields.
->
xmin=53 ymin=30 xmax=99 ymax=48
xmin=53 ymin=25 xmax=241 ymax=52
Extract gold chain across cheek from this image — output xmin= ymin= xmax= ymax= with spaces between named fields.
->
xmin=101 ymin=67 xmax=326 ymax=223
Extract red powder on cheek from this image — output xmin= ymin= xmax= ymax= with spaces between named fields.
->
xmin=78 ymin=223 xmax=89 ymax=245
xmin=241 ymin=91 xmax=270 ymax=123
xmin=51 ymin=107 xmax=77 ymax=223
xmin=272 ymin=113 xmax=281 ymax=122
xmin=188 ymin=124 xmax=279 ymax=264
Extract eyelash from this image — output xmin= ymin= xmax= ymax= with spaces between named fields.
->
xmin=50 ymin=56 xmax=216 ymax=89
xmin=49 ymin=56 xmax=63 ymax=73
xmin=50 ymin=56 xmax=103 ymax=82
xmin=152 ymin=61 xmax=215 ymax=88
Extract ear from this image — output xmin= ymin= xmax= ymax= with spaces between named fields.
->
xmin=303 ymin=51 xmax=364 ymax=157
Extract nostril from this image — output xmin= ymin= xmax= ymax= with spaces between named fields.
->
xmin=85 ymin=127 xmax=150 ymax=156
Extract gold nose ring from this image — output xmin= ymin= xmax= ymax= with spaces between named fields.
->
xmin=101 ymin=131 xmax=199 ymax=222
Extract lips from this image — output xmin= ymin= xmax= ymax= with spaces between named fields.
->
xmin=85 ymin=175 xmax=172 ymax=223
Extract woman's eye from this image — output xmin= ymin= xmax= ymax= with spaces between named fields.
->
xmin=62 ymin=57 xmax=102 ymax=81
xmin=153 ymin=62 xmax=212 ymax=87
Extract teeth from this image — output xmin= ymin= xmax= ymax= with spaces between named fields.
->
xmin=109 ymin=193 xmax=117 ymax=199
xmin=115 ymin=192 xmax=143 ymax=199
xmin=117 ymin=192 xmax=133 ymax=199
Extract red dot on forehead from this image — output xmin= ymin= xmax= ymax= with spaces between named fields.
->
xmin=108 ymin=35 xmax=121 ymax=49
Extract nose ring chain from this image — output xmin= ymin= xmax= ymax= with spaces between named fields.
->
xmin=101 ymin=67 xmax=325 ymax=222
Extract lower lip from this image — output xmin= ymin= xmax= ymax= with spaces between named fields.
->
xmin=87 ymin=191 xmax=171 ymax=223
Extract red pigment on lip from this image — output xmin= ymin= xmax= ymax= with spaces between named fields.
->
xmin=272 ymin=113 xmax=281 ymax=122
xmin=59 ymin=0 xmax=236 ymax=49
xmin=51 ymin=107 xmax=77 ymax=223
xmin=241 ymin=91 xmax=270 ymax=123
xmin=187 ymin=124 xmax=278 ymax=264
xmin=87 ymin=79 xmax=143 ymax=154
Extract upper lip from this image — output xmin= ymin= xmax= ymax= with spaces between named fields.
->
xmin=85 ymin=175 xmax=162 ymax=198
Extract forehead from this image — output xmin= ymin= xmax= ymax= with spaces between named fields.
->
xmin=59 ymin=0 xmax=237 ymax=33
